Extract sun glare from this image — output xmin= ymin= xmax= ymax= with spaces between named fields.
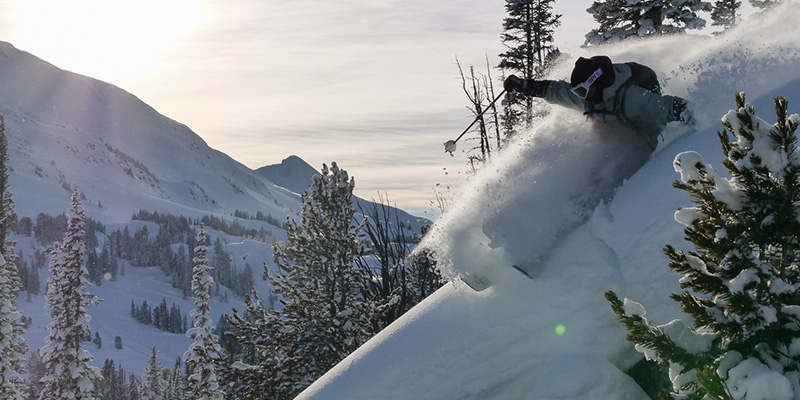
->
xmin=10 ymin=0 xmax=207 ymax=82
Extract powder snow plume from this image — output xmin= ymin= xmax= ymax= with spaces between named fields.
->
xmin=421 ymin=3 xmax=800 ymax=283
xmin=424 ymin=109 xmax=655 ymax=279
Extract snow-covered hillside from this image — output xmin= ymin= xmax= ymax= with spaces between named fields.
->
xmin=0 ymin=40 xmax=304 ymax=223
xmin=0 ymin=40 xmax=427 ymax=376
xmin=300 ymin=5 xmax=800 ymax=399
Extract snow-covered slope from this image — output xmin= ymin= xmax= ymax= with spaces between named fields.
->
xmin=0 ymin=40 xmax=300 ymax=223
xmin=299 ymin=6 xmax=800 ymax=399
xmin=0 ymin=40 xmax=306 ymax=376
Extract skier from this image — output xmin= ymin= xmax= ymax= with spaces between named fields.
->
xmin=503 ymin=55 xmax=692 ymax=152
xmin=457 ymin=57 xmax=697 ymax=289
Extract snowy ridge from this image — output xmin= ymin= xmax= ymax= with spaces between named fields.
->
xmin=300 ymin=5 xmax=800 ymax=399
xmin=0 ymin=40 xmax=300 ymax=222
xmin=0 ymin=40 xmax=305 ymax=377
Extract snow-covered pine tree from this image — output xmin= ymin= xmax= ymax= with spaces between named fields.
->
xmin=142 ymin=346 xmax=165 ymax=400
xmin=273 ymin=162 xmax=367 ymax=390
xmin=163 ymin=358 xmax=185 ymax=400
xmin=498 ymin=0 xmax=561 ymax=132
xmin=182 ymin=226 xmax=223 ymax=400
xmin=26 ymin=350 xmax=45 ymax=399
xmin=39 ymin=191 xmax=102 ymax=400
xmin=585 ymin=0 xmax=712 ymax=45
xmin=749 ymin=0 xmax=781 ymax=11
xmin=0 ymin=115 xmax=28 ymax=400
xmin=225 ymin=163 xmax=375 ymax=399
xmin=606 ymin=93 xmax=800 ymax=399
xmin=223 ymin=291 xmax=285 ymax=399
xmin=710 ymin=0 xmax=741 ymax=30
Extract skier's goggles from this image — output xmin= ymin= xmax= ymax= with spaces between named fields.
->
xmin=571 ymin=68 xmax=603 ymax=99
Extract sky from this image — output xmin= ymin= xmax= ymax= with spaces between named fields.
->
xmin=0 ymin=0 xmax=633 ymax=217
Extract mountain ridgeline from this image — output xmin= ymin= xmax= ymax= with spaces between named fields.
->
xmin=0 ymin=41 xmax=427 ymax=232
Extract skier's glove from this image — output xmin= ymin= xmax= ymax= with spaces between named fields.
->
xmin=672 ymin=98 xmax=694 ymax=124
xmin=504 ymin=75 xmax=525 ymax=93
xmin=504 ymin=76 xmax=548 ymax=98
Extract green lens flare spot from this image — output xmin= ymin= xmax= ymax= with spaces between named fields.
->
xmin=555 ymin=324 xmax=566 ymax=336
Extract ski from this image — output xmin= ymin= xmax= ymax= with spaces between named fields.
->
xmin=460 ymin=263 xmax=536 ymax=291
xmin=460 ymin=269 xmax=495 ymax=292
xmin=511 ymin=264 xmax=536 ymax=279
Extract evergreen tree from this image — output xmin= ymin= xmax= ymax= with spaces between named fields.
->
xmin=27 ymin=263 xmax=40 ymax=296
xmin=0 ymin=114 xmax=28 ymax=400
xmin=749 ymin=0 xmax=781 ymax=11
xmin=226 ymin=162 xmax=368 ymax=399
xmin=270 ymin=162 xmax=368 ymax=389
xmin=224 ymin=292 xmax=286 ymax=399
xmin=710 ymin=0 xmax=741 ymax=30
xmin=39 ymin=191 xmax=101 ymax=400
xmin=607 ymin=93 xmax=800 ymax=399
xmin=96 ymin=359 xmax=120 ymax=400
xmin=182 ymin=227 xmax=223 ymax=400
xmin=585 ymin=0 xmax=712 ymax=44
xmin=163 ymin=358 xmax=185 ymax=400
xmin=236 ymin=263 xmax=255 ymax=297
xmin=93 ymin=332 xmax=102 ymax=349
xmin=26 ymin=350 xmax=45 ymax=400
xmin=498 ymin=0 xmax=561 ymax=131
xmin=142 ymin=346 xmax=164 ymax=400
xmin=211 ymin=238 xmax=231 ymax=288
xmin=125 ymin=372 xmax=141 ymax=400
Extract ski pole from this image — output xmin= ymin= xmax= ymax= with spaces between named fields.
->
xmin=444 ymin=89 xmax=507 ymax=155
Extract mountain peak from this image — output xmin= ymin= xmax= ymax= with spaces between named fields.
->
xmin=257 ymin=155 xmax=319 ymax=195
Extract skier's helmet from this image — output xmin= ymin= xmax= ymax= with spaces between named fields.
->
xmin=570 ymin=57 xmax=602 ymax=99
xmin=570 ymin=57 xmax=601 ymax=87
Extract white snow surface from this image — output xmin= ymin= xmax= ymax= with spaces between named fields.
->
xmin=300 ymin=5 xmax=800 ymax=399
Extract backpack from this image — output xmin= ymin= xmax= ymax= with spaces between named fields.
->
xmin=624 ymin=62 xmax=661 ymax=95
xmin=583 ymin=62 xmax=664 ymax=149
xmin=583 ymin=62 xmax=662 ymax=122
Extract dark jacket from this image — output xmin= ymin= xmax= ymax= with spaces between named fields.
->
xmin=521 ymin=56 xmax=683 ymax=150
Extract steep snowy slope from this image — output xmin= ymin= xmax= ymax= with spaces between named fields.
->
xmin=0 ymin=41 xmax=300 ymax=223
xmin=300 ymin=6 xmax=800 ymax=399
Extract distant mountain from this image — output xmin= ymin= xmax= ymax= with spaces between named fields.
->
xmin=258 ymin=155 xmax=431 ymax=232
xmin=256 ymin=155 xmax=318 ymax=195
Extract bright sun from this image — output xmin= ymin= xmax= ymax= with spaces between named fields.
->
xmin=8 ymin=0 xmax=207 ymax=82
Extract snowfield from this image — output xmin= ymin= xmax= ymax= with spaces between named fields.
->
xmin=300 ymin=5 xmax=800 ymax=399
